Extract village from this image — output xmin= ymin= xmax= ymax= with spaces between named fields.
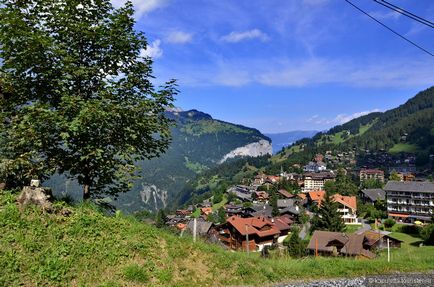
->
xmin=163 ymin=152 xmax=434 ymax=259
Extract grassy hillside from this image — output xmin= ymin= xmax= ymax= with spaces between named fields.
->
xmin=1 ymin=190 xmax=434 ymax=287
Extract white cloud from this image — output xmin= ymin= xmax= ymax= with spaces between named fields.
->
xmin=307 ymin=109 xmax=381 ymax=126
xmin=155 ymin=55 xmax=434 ymax=89
xmin=165 ymin=31 xmax=193 ymax=44
xmin=111 ymin=0 xmax=168 ymax=18
xmin=370 ymin=10 xmax=401 ymax=21
xmin=140 ymin=39 xmax=163 ymax=59
xmin=221 ymin=29 xmax=269 ymax=43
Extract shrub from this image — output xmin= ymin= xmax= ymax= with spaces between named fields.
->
xmin=384 ymin=219 xmax=396 ymax=229
xmin=420 ymin=224 xmax=434 ymax=245
xmin=397 ymin=224 xmax=421 ymax=236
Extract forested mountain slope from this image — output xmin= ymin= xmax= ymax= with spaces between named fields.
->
xmin=48 ymin=109 xmax=272 ymax=212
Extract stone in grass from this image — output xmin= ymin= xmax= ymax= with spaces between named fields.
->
xmin=17 ymin=183 xmax=53 ymax=212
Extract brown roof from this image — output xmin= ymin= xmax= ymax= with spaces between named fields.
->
xmin=361 ymin=169 xmax=384 ymax=175
xmin=297 ymin=193 xmax=307 ymax=200
xmin=278 ymin=189 xmax=294 ymax=198
xmin=272 ymin=215 xmax=293 ymax=231
xmin=307 ymin=230 xmax=376 ymax=258
xmin=226 ymin=216 xmax=281 ymax=238
xmin=362 ymin=230 xmax=403 ymax=247
xmin=307 ymin=230 xmax=348 ymax=253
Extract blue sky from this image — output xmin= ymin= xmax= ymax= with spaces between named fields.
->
xmin=113 ymin=0 xmax=434 ymax=133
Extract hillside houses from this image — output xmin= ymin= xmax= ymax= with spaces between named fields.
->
xmin=360 ymin=169 xmax=385 ymax=183
xmin=217 ymin=216 xmax=292 ymax=251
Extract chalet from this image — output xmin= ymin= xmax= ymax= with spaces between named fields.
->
xmin=253 ymin=191 xmax=269 ymax=202
xmin=307 ymin=230 xmax=376 ymax=259
xmin=228 ymin=185 xmax=252 ymax=202
xmin=361 ymin=188 xmax=385 ymax=204
xmin=224 ymin=204 xmax=244 ymax=217
xmin=277 ymin=189 xmax=295 ymax=199
xmin=331 ymin=194 xmax=358 ymax=224
xmin=360 ymin=230 xmax=403 ymax=250
xmin=217 ymin=216 xmax=282 ymax=251
xmin=200 ymin=207 xmax=213 ymax=218
xmin=272 ymin=215 xmax=293 ymax=243
xmin=266 ymin=175 xmax=281 ymax=184
xmin=308 ymin=192 xmax=358 ymax=224
xmin=315 ymin=153 xmax=324 ymax=163
xmin=396 ymin=172 xmax=416 ymax=182
xmin=303 ymin=161 xmax=327 ymax=173
xmin=359 ymin=169 xmax=385 ymax=183
xmin=176 ymin=209 xmax=192 ymax=217
xmin=307 ymin=190 xmax=326 ymax=207
xmin=253 ymin=173 xmax=267 ymax=186
xmin=186 ymin=219 xmax=214 ymax=237
xmin=302 ymin=171 xmax=336 ymax=192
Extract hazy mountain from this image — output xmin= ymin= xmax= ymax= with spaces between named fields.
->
xmin=265 ymin=131 xmax=318 ymax=154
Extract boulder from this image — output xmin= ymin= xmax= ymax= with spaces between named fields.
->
xmin=17 ymin=186 xmax=53 ymax=211
xmin=0 ymin=182 xmax=6 ymax=191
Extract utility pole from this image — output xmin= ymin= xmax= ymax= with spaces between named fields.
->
xmin=245 ymin=225 xmax=249 ymax=255
xmin=387 ymin=238 xmax=390 ymax=262
xmin=193 ymin=218 xmax=197 ymax=243
xmin=315 ymin=238 xmax=318 ymax=257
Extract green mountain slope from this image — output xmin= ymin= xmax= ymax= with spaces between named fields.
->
xmin=274 ymin=87 xmax=434 ymax=168
xmin=183 ymin=87 xmax=434 ymax=198
xmin=48 ymin=109 xmax=272 ymax=212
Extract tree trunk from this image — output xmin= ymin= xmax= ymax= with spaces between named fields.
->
xmin=83 ymin=184 xmax=90 ymax=200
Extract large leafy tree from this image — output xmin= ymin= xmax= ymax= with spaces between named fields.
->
xmin=0 ymin=0 xmax=176 ymax=199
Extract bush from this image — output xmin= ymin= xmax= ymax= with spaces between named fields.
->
xmin=420 ymin=224 xmax=434 ymax=245
xmin=397 ymin=224 xmax=421 ymax=236
xmin=384 ymin=218 xmax=396 ymax=228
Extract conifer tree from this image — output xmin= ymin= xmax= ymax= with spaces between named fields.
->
xmin=310 ymin=192 xmax=345 ymax=232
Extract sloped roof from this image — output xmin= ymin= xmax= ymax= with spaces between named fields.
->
xmin=331 ymin=194 xmax=357 ymax=210
xmin=308 ymin=230 xmax=376 ymax=258
xmin=360 ymin=169 xmax=384 ymax=175
xmin=308 ymin=190 xmax=326 ymax=205
xmin=362 ymin=230 xmax=402 ymax=247
xmin=384 ymin=181 xmax=434 ymax=193
xmin=187 ymin=220 xmax=213 ymax=235
xmin=278 ymin=189 xmax=294 ymax=198
xmin=277 ymin=199 xmax=296 ymax=208
xmin=307 ymin=230 xmax=349 ymax=252
xmin=361 ymin=188 xmax=385 ymax=201
xmin=272 ymin=216 xmax=292 ymax=232
xmin=226 ymin=216 xmax=281 ymax=238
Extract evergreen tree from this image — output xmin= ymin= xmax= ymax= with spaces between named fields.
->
xmin=311 ymin=192 xmax=345 ymax=233
xmin=284 ymin=227 xmax=306 ymax=258
xmin=269 ymin=188 xmax=279 ymax=217
xmin=155 ymin=209 xmax=167 ymax=228
xmin=217 ymin=207 xmax=226 ymax=224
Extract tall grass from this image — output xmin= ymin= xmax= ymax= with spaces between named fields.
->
xmin=1 ymin=190 xmax=433 ymax=286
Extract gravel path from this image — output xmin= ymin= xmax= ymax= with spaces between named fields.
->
xmin=274 ymin=273 xmax=434 ymax=287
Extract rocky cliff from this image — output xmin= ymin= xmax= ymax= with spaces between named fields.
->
xmin=219 ymin=139 xmax=272 ymax=163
